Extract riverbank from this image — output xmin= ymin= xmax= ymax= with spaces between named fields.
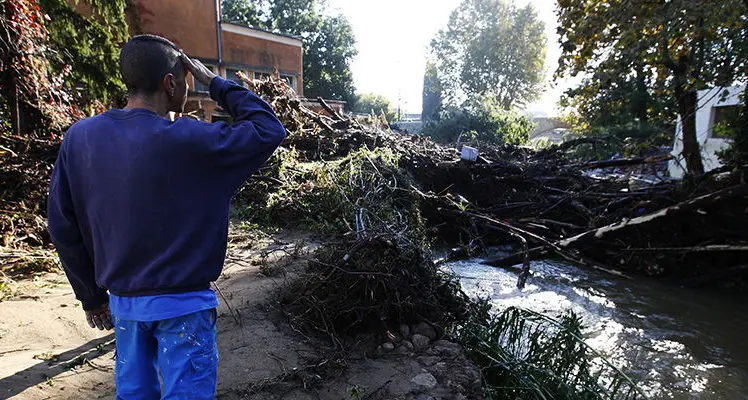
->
xmin=0 ymin=228 xmax=482 ymax=400
xmin=451 ymin=257 xmax=748 ymax=399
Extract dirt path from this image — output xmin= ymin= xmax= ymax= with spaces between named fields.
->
xmin=0 ymin=231 xmax=481 ymax=400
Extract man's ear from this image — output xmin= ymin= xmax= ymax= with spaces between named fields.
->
xmin=163 ymin=73 xmax=177 ymax=97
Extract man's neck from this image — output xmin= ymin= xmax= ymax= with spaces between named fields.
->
xmin=124 ymin=96 xmax=169 ymax=117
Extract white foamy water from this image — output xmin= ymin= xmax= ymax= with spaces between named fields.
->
xmin=448 ymin=259 xmax=748 ymax=399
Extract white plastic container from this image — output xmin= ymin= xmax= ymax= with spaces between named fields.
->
xmin=461 ymin=145 xmax=479 ymax=162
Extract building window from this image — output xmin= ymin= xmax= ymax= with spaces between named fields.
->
xmin=192 ymin=65 xmax=215 ymax=93
xmin=226 ymin=69 xmax=245 ymax=87
xmin=280 ymin=75 xmax=297 ymax=92
xmin=712 ymin=105 xmax=739 ymax=138
xmin=254 ymin=71 xmax=271 ymax=80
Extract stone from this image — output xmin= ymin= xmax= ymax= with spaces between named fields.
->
xmin=394 ymin=340 xmax=413 ymax=355
xmin=399 ymin=324 xmax=411 ymax=338
xmin=417 ymin=356 xmax=440 ymax=366
xmin=413 ymin=395 xmax=435 ymax=400
xmin=432 ymin=340 xmax=462 ymax=357
xmin=412 ymin=322 xmax=437 ymax=340
xmin=382 ymin=342 xmax=395 ymax=352
xmin=410 ymin=372 xmax=437 ymax=390
xmin=411 ymin=334 xmax=431 ymax=350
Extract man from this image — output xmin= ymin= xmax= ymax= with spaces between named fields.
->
xmin=47 ymin=34 xmax=286 ymax=398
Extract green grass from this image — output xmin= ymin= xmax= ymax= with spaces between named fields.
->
xmin=454 ymin=306 xmax=648 ymax=400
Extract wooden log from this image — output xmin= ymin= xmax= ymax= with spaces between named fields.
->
xmin=482 ymin=246 xmax=549 ymax=268
xmin=583 ymin=154 xmax=673 ymax=169
xmin=558 ymin=184 xmax=748 ymax=248
xmin=626 ymin=245 xmax=748 ymax=252
xmin=447 ymin=209 xmax=632 ymax=278
xmin=300 ymin=108 xmax=335 ymax=134
xmin=317 ymin=97 xmax=345 ymax=121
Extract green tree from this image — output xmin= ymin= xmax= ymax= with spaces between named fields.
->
xmin=560 ymin=63 xmax=677 ymax=156
xmin=424 ymin=96 xmax=534 ymax=145
xmin=354 ymin=93 xmax=396 ymax=122
xmin=422 ymin=61 xmax=442 ymax=122
xmin=1 ymin=0 xmax=85 ymax=135
xmin=303 ymin=14 xmax=358 ymax=106
xmin=556 ymin=0 xmax=748 ymax=175
xmin=38 ymin=0 xmax=130 ymax=109
xmin=221 ymin=0 xmax=266 ymax=27
xmin=222 ymin=0 xmax=358 ymax=105
xmin=431 ymin=0 xmax=547 ymax=110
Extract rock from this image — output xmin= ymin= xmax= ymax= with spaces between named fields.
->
xmin=412 ymin=322 xmax=437 ymax=340
xmin=410 ymin=372 xmax=437 ymax=390
xmin=411 ymin=333 xmax=431 ymax=350
xmin=431 ymin=340 xmax=462 ymax=358
xmin=417 ymin=356 xmax=440 ymax=366
xmin=394 ymin=341 xmax=413 ymax=355
xmin=413 ymin=395 xmax=435 ymax=400
xmin=382 ymin=342 xmax=395 ymax=352
xmin=399 ymin=324 xmax=411 ymax=338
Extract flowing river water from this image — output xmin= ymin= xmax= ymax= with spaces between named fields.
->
xmin=447 ymin=258 xmax=748 ymax=399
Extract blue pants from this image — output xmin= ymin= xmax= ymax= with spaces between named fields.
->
xmin=113 ymin=309 xmax=218 ymax=399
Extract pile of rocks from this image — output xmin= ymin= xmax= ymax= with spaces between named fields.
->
xmin=373 ymin=322 xmax=483 ymax=400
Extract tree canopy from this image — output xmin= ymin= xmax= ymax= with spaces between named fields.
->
xmin=422 ymin=61 xmax=442 ymax=122
xmin=353 ymin=93 xmax=396 ymax=123
xmin=38 ymin=0 xmax=130 ymax=109
xmin=556 ymin=0 xmax=748 ymax=174
xmin=222 ymin=0 xmax=358 ymax=106
xmin=430 ymin=0 xmax=547 ymax=110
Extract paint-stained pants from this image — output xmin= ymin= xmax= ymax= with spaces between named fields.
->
xmin=113 ymin=309 xmax=218 ymax=400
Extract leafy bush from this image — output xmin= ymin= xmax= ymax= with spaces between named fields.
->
xmin=423 ymin=97 xmax=534 ymax=146
xmin=353 ymin=93 xmax=398 ymax=123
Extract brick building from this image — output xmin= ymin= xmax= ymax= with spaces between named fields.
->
xmin=70 ymin=0 xmax=305 ymax=122
xmin=127 ymin=0 xmax=304 ymax=122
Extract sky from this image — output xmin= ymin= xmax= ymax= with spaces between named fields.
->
xmin=325 ymin=0 xmax=576 ymax=117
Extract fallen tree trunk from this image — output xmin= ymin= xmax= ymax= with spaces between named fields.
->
xmin=558 ymin=184 xmax=748 ymax=248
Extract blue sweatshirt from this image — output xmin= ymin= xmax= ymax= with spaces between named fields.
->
xmin=48 ymin=77 xmax=286 ymax=310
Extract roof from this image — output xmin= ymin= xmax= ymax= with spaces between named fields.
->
xmin=221 ymin=21 xmax=303 ymax=42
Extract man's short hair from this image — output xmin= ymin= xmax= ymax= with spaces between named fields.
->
xmin=120 ymin=34 xmax=184 ymax=95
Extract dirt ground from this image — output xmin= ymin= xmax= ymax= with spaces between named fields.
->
xmin=0 ymin=230 xmax=481 ymax=400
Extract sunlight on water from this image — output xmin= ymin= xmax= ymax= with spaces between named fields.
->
xmin=448 ymin=259 xmax=748 ymax=399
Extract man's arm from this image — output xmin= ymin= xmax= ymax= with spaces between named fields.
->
xmin=48 ymin=141 xmax=112 ymax=329
xmin=182 ymin=55 xmax=287 ymax=189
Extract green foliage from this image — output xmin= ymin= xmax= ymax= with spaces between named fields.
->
xmin=556 ymin=0 xmax=748 ymax=174
xmin=431 ymin=0 xmax=547 ymax=110
xmin=560 ymin=64 xmax=676 ymax=148
xmin=422 ymin=60 xmax=442 ymax=122
xmin=353 ymin=93 xmax=396 ymax=123
xmin=303 ymin=14 xmax=358 ymax=106
xmin=38 ymin=0 xmax=129 ymax=109
xmin=717 ymin=91 xmax=748 ymax=167
xmin=454 ymin=306 xmax=648 ymax=400
xmin=222 ymin=0 xmax=358 ymax=105
xmin=423 ymin=96 xmax=534 ymax=146
xmin=0 ymin=0 xmax=85 ymax=134
xmin=221 ymin=0 xmax=265 ymax=27
xmin=236 ymin=146 xmax=425 ymax=240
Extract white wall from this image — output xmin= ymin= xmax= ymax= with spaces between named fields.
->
xmin=669 ymin=84 xmax=745 ymax=178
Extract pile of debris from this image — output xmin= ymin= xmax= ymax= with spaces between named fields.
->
xmin=239 ymin=73 xmax=748 ymax=289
